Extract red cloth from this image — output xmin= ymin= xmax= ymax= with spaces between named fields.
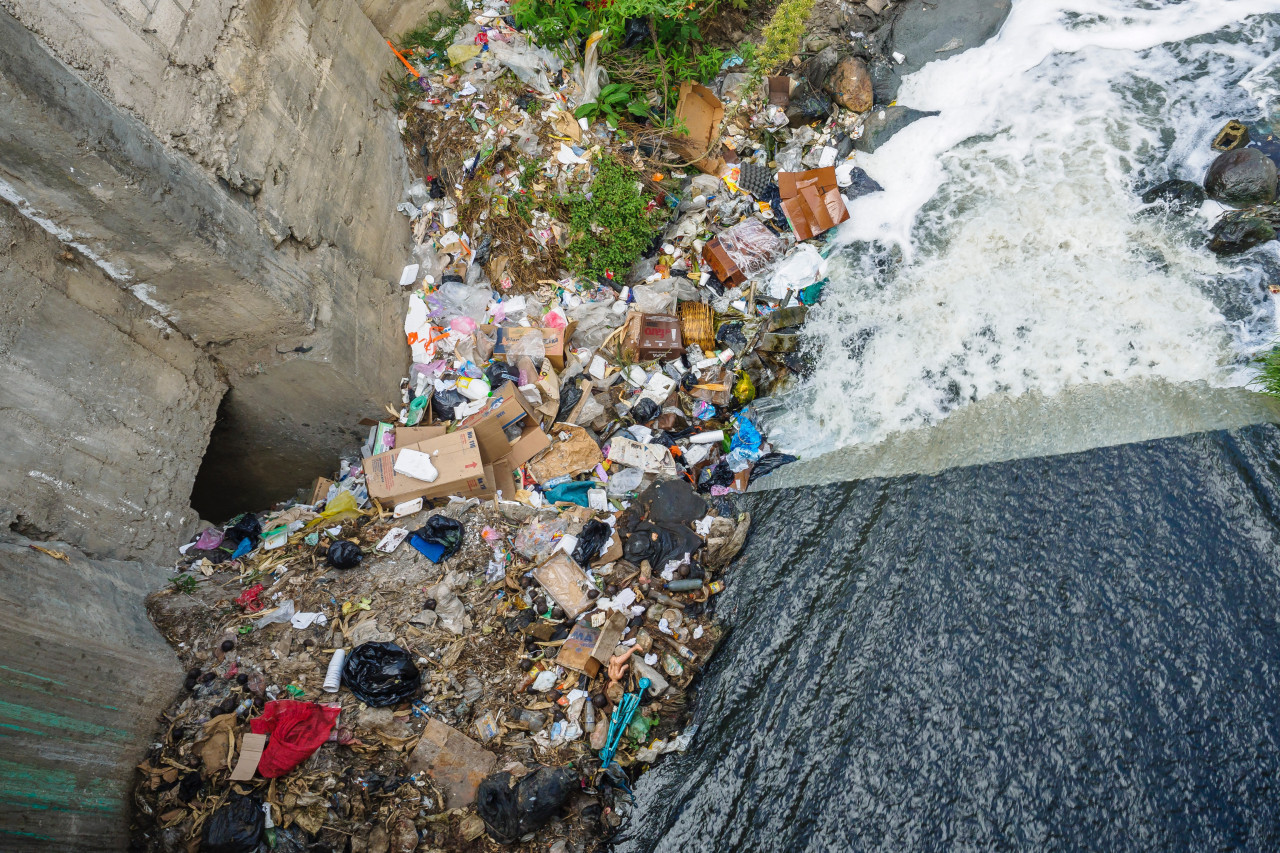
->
xmin=249 ymin=700 xmax=340 ymax=778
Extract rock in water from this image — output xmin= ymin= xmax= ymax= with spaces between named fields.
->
xmin=854 ymin=106 xmax=939 ymax=153
xmin=1204 ymin=148 xmax=1277 ymax=208
xmin=1141 ymin=179 xmax=1206 ymax=213
xmin=827 ymin=56 xmax=874 ymax=112
xmin=1209 ymin=212 xmax=1276 ymax=255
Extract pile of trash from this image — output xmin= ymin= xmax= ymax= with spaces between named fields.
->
xmin=133 ymin=3 xmax=909 ymax=851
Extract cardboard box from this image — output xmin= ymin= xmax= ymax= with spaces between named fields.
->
xmin=483 ymin=325 xmax=577 ymax=371
xmin=309 ymin=477 xmax=334 ymax=505
xmin=526 ymin=423 xmax=603 ymax=484
xmin=363 ymin=429 xmax=492 ymax=505
xmin=778 ymin=167 xmax=851 ymax=241
xmin=590 ymin=612 xmax=629 ymax=671
xmin=395 ymin=425 xmax=448 ymax=447
xmin=672 ymin=82 xmax=726 ymax=176
xmin=459 ymin=381 xmax=551 ymax=469
xmin=622 ymin=312 xmax=684 ymax=362
xmin=556 ymin=621 xmax=602 ymax=676
xmin=406 ymin=718 xmax=496 ymax=809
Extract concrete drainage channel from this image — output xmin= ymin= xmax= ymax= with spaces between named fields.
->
xmin=0 ymin=0 xmax=1021 ymax=850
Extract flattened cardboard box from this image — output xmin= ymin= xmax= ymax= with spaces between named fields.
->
xmin=556 ymin=621 xmax=602 ymax=676
xmin=778 ymin=167 xmax=851 ymax=241
xmin=672 ymin=82 xmax=726 ymax=175
xmin=406 ymin=718 xmax=496 ymax=809
xmin=364 ymin=429 xmax=492 ymax=505
xmin=459 ymin=381 xmax=551 ymax=469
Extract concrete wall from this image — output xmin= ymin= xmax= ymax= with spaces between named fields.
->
xmin=0 ymin=201 xmax=224 ymax=561
xmin=0 ymin=0 xmax=415 ymax=529
xmin=0 ymin=534 xmax=184 ymax=851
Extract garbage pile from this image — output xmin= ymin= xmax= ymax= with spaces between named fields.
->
xmin=134 ymin=3 xmax=906 ymax=850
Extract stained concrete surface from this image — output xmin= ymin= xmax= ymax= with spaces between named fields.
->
xmin=0 ymin=533 xmax=183 ymax=851
xmin=0 ymin=201 xmax=224 ymax=562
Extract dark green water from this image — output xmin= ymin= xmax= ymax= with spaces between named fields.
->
xmin=619 ymin=424 xmax=1280 ymax=851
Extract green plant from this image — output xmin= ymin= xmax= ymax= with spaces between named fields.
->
xmin=564 ymin=157 xmax=666 ymax=281
xmin=398 ymin=0 xmax=471 ymax=57
xmin=170 ymin=574 xmax=198 ymax=595
xmin=575 ymin=83 xmax=651 ymax=129
xmin=1252 ymin=344 xmax=1280 ymax=397
xmin=757 ymin=0 xmax=815 ymax=73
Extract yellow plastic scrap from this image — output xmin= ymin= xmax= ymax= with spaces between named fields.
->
xmin=732 ymin=370 xmax=756 ymax=405
xmin=303 ymin=490 xmax=364 ymax=530
xmin=447 ymin=44 xmax=481 ymax=66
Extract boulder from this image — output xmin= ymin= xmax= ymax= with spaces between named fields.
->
xmin=1204 ymin=148 xmax=1277 ymax=208
xmin=1140 ymin=179 xmax=1206 ymax=214
xmin=827 ymin=56 xmax=874 ymax=112
xmin=1209 ymin=212 xmax=1276 ymax=255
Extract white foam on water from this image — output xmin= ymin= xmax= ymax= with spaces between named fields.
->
xmin=763 ymin=0 xmax=1280 ymax=456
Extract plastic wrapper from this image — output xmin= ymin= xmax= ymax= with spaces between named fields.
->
xmin=488 ymin=35 xmax=563 ymax=95
xmin=327 ymin=540 xmax=363 ymax=569
xmin=249 ymin=700 xmax=341 ymax=778
xmin=203 ymin=794 xmax=264 ymax=853
xmin=567 ymin=298 xmax=621 ymax=349
xmin=703 ymin=219 xmax=785 ymax=287
xmin=342 ymin=642 xmax=421 ymax=707
xmin=428 ymin=281 xmax=490 ymax=323
xmin=513 ymin=515 xmax=569 ymax=559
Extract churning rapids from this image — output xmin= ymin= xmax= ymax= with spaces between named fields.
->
xmin=616 ymin=1 xmax=1280 ymax=851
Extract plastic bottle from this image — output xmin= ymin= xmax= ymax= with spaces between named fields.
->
xmin=708 ymin=580 xmax=725 ymax=594
xmin=323 ymin=649 xmax=346 ymax=692
xmin=584 ymin=700 xmax=596 ymax=732
xmin=455 ymin=376 xmax=491 ymax=401
xmin=665 ymin=578 xmax=704 ymax=592
xmin=689 ymin=430 xmax=725 ymax=444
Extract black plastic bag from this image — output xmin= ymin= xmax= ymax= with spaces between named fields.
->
xmin=698 ymin=459 xmax=735 ymax=494
xmin=622 ymin=17 xmax=650 ymax=49
xmin=748 ymin=452 xmax=799 ymax=484
xmin=555 ymin=383 xmax=583 ymax=423
xmin=477 ymin=766 xmax=578 ymax=844
xmin=715 ymin=322 xmax=748 ymax=353
xmin=327 ymin=540 xmax=363 ymax=569
xmin=624 ymin=521 xmax=702 ymax=570
xmin=636 ymin=480 xmax=706 ymax=526
xmin=223 ymin=514 xmax=262 ymax=548
xmin=630 ymin=398 xmax=660 ymax=424
xmin=473 ymin=234 xmax=492 ymax=266
xmin=486 ymin=361 xmax=520 ymax=390
xmin=572 ymin=519 xmax=612 ymax=567
xmin=415 ymin=515 xmax=465 ymax=561
xmin=432 ymin=386 xmax=466 ymax=421
xmin=203 ymin=793 xmax=263 ymax=853
xmin=342 ymin=642 xmax=421 ymax=707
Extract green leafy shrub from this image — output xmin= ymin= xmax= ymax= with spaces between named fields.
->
xmin=564 ymin=158 xmax=665 ymax=280
xmin=757 ymin=0 xmax=815 ymax=73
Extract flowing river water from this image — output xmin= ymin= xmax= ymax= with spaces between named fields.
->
xmin=618 ymin=1 xmax=1280 ymax=849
